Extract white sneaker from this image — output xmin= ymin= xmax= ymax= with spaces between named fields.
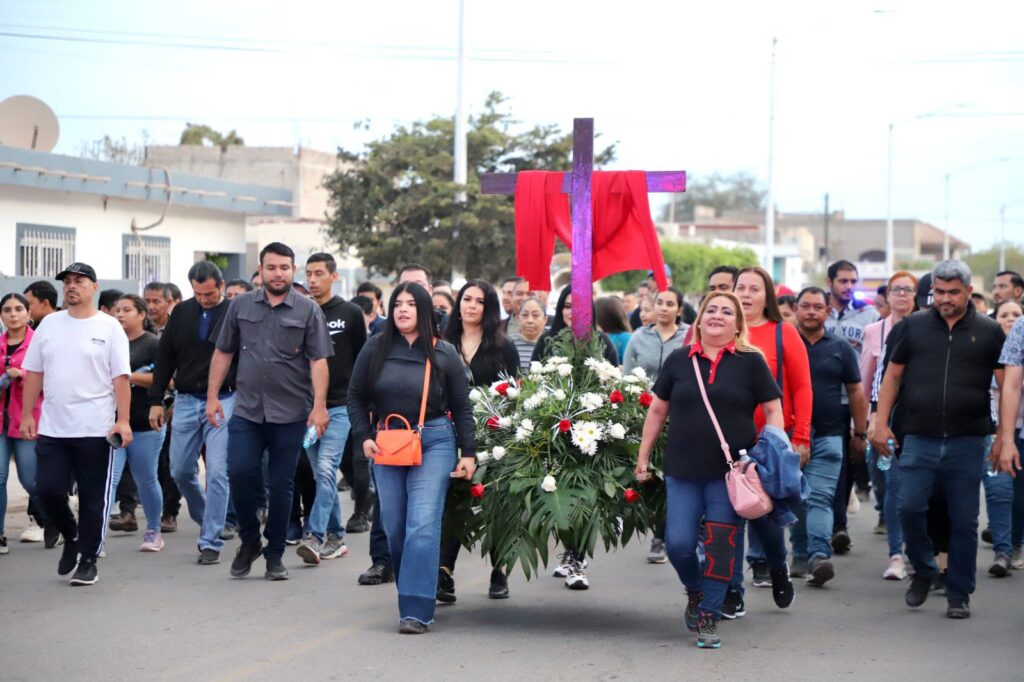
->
xmin=847 ymin=493 xmax=861 ymax=515
xmin=553 ymin=552 xmax=588 ymax=578
xmin=565 ymin=561 xmax=590 ymax=590
xmin=19 ymin=518 xmax=44 ymax=543
xmin=1012 ymin=547 xmax=1023 ymax=570
xmin=883 ymin=555 xmax=907 ymax=581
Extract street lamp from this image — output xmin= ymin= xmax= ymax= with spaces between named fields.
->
xmin=943 ymin=156 xmax=1011 ymax=260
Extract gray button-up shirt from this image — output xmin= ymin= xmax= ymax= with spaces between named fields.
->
xmin=216 ymin=286 xmax=333 ymax=424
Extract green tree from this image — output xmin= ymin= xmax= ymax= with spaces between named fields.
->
xmin=600 ymin=242 xmax=758 ymax=295
xmin=965 ymin=243 xmax=1024 ymax=290
xmin=659 ymin=171 xmax=766 ymax=221
xmin=179 ymin=123 xmax=244 ymax=151
xmin=323 ymin=92 xmax=615 ymax=282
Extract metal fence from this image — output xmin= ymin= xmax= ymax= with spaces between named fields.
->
xmin=123 ymin=234 xmax=171 ymax=284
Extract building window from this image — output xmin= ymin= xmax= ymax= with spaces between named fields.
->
xmin=123 ymin=234 xmax=171 ymax=284
xmin=16 ymin=224 xmax=76 ymax=278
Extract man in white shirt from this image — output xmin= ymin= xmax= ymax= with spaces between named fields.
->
xmin=20 ymin=262 xmax=132 ymax=586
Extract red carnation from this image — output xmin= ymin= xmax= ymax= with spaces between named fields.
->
xmin=558 ymin=419 xmax=572 ymax=432
xmin=638 ymin=392 xmax=654 ymax=408
xmin=609 ymin=390 xmax=625 ymax=404
xmin=470 ymin=483 xmax=486 ymax=498
xmin=495 ymin=382 xmax=509 ymax=396
xmin=624 ymin=489 xmax=640 ymax=504
xmin=486 ymin=415 xmax=500 ymax=430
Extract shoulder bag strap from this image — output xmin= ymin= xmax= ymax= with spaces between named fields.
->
xmin=774 ymin=321 xmax=784 ymax=390
xmin=692 ymin=355 xmax=735 ymax=467
xmin=417 ymin=337 xmax=439 ymax=429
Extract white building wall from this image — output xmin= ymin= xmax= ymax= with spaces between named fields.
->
xmin=0 ymin=185 xmax=248 ymax=293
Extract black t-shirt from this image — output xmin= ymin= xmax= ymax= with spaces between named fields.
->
xmin=128 ymin=332 xmax=160 ymax=432
xmin=3 ymin=341 xmax=21 ymax=432
xmin=465 ymin=337 xmax=521 ymax=387
xmin=803 ymin=331 xmax=861 ymax=436
xmin=653 ymin=346 xmax=781 ymax=480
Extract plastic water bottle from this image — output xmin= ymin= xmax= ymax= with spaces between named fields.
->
xmin=876 ymin=439 xmax=894 ymax=471
xmin=0 ymin=373 xmax=10 ymax=392
xmin=302 ymin=425 xmax=319 ymax=449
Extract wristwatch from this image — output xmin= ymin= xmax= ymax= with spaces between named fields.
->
xmin=854 ymin=432 xmax=868 ymax=440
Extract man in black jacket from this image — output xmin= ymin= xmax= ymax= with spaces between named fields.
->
xmin=872 ymin=260 xmax=1005 ymax=619
xmin=296 ymin=253 xmax=367 ymax=565
xmin=148 ymin=261 xmax=238 ymax=565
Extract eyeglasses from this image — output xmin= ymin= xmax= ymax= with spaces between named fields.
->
xmin=890 ymin=286 xmax=915 ymax=295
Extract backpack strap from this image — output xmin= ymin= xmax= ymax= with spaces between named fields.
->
xmin=774 ymin=322 xmax=784 ymax=390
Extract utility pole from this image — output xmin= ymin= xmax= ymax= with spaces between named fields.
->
xmin=452 ymin=0 xmax=468 ymax=282
xmin=823 ymin=192 xmax=829 ymax=264
xmin=763 ymin=36 xmax=777 ymax=275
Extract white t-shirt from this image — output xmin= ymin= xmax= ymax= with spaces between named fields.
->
xmin=22 ymin=310 xmax=131 ymax=438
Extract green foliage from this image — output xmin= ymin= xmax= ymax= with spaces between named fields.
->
xmin=600 ymin=241 xmax=758 ymax=295
xmin=322 ymin=92 xmax=615 ymax=282
xmin=446 ymin=329 xmax=665 ymax=578
xmin=180 ymin=123 xmax=244 ymax=151
xmin=965 ymin=244 xmax=1024 ymax=290
xmin=659 ymin=171 xmax=766 ymax=221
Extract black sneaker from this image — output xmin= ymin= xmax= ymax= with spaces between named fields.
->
xmin=770 ymin=567 xmax=794 ymax=608
xmin=751 ymin=559 xmax=771 ymax=588
xmin=358 ymin=562 xmax=395 ymax=585
xmin=398 ymin=618 xmax=428 ymax=634
xmin=265 ymin=556 xmax=289 ymax=581
xmin=69 ymin=558 xmax=98 ymax=586
xmin=696 ymin=611 xmax=720 ymax=649
xmin=57 ymin=541 xmax=79 ymax=576
xmin=197 ymin=548 xmax=221 ymax=565
xmin=437 ymin=567 xmax=456 ymax=603
xmin=831 ymin=529 xmax=852 ymax=554
xmin=946 ymin=599 xmax=970 ymax=619
xmin=488 ymin=568 xmax=510 ymax=599
xmin=807 ymin=556 xmax=835 ymax=587
xmin=721 ymin=589 xmax=745 ymax=619
xmin=684 ymin=591 xmax=703 ymax=631
xmin=905 ymin=573 xmax=931 ymax=607
xmin=930 ymin=570 xmax=947 ymax=594
xmin=43 ymin=521 xmax=62 ymax=549
xmin=981 ymin=528 xmax=993 ymax=545
xmin=345 ymin=512 xmax=371 ymax=534
xmin=0 ymin=535 xmax=7 ymax=555
xmin=230 ymin=542 xmax=263 ymax=578
xmin=285 ymin=521 xmax=303 ymax=546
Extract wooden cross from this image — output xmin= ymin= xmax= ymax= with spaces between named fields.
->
xmin=481 ymin=118 xmax=686 ymax=339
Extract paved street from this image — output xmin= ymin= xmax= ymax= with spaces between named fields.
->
xmin=2 ymin=485 xmax=1021 ymax=681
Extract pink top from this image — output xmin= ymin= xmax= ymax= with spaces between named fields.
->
xmin=859 ymin=317 xmax=892 ymax=403
xmin=1 ymin=326 xmax=42 ymax=438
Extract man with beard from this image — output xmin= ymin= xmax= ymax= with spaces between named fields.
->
xmin=20 ymin=263 xmax=132 ymax=586
xmin=208 ymin=242 xmax=333 ymax=581
xmin=872 ymin=260 xmax=1005 ymax=619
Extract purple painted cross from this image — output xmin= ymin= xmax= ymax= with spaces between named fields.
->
xmin=481 ymin=118 xmax=686 ymax=339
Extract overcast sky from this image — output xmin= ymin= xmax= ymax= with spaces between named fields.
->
xmin=3 ymin=0 xmax=1022 ymax=250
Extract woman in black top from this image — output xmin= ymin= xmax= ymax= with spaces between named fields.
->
xmin=635 ymin=291 xmax=783 ymax=649
xmin=530 ymin=286 xmax=619 ymax=365
xmin=439 ymin=279 xmax=519 ymax=600
xmin=348 ymin=282 xmax=477 ymax=634
xmin=107 ymin=295 xmax=166 ymax=552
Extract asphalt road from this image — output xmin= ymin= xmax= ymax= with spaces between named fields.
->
xmin=1 ymin=488 xmax=1021 ymax=681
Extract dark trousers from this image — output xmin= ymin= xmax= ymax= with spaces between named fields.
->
xmin=833 ymin=431 xmax=852 ymax=532
xmin=341 ymin=433 xmax=372 ymax=516
xmin=368 ymin=473 xmax=391 ymax=568
xmin=158 ymin=421 xmax=181 ymax=517
xmin=116 ymin=462 xmax=139 ymax=515
xmin=35 ymin=435 xmax=113 ymax=560
xmin=227 ymin=416 xmax=305 ymax=560
xmin=291 ymin=450 xmax=316 ymax=528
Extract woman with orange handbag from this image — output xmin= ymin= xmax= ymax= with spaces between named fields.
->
xmin=635 ymin=292 xmax=783 ymax=649
xmin=348 ymin=282 xmax=477 ymax=634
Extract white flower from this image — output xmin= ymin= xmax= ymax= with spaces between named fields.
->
xmin=578 ymin=392 xmax=604 ymax=412
xmin=631 ymin=367 xmax=649 ymax=383
xmin=506 ymin=387 xmax=520 ymax=399
xmin=523 ymin=394 xmax=543 ymax=411
xmin=530 ymin=361 xmax=544 ymax=374
xmin=515 ymin=419 xmax=535 ymax=442
xmin=476 ymin=450 xmax=491 ymax=463
xmin=541 ymin=474 xmax=558 ymax=492
xmin=498 ymin=416 xmax=512 ymax=428
xmin=520 ymin=419 xmax=534 ymax=431
xmin=571 ymin=420 xmax=605 ymax=455
xmin=491 ymin=446 xmax=506 ymax=460
xmin=545 ymin=355 xmax=569 ymax=366
xmin=625 ymin=384 xmax=643 ymax=395
xmin=557 ymin=364 xmax=573 ymax=377
xmin=551 ymin=389 xmax=567 ymax=401
xmin=469 ymin=388 xmax=483 ymax=401
xmin=608 ymin=423 xmax=626 ymax=440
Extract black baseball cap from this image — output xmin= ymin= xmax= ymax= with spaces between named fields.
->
xmin=55 ymin=262 xmax=98 ymax=282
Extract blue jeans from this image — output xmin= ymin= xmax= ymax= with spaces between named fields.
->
xmin=899 ymin=435 xmax=987 ymax=602
xmin=108 ymin=428 xmax=165 ymax=533
xmin=791 ymin=435 xmax=843 ymax=561
xmin=0 ymin=435 xmax=38 ymax=535
xmin=304 ymin=406 xmax=350 ymax=542
xmin=373 ymin=417 xmax=457 ymax=625
xmin=170 ymin=393 xmax=234 ymax=552
xmin=227 ymin=416 xmax=306 ymax=560
xmin=665 ymin=476 xmax=739 ymax=618
xmin=731 ymin=514 xmax=788 ymax=594
xmin=981 ymin=436 xmax=1013 ymax=555
xmin=883 ymin=454 xmax=904 ymax=557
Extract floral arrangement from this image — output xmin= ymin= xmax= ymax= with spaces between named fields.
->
xmin=446 ymin=330 xmax=665 ymax=578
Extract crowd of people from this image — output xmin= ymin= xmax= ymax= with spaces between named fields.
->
xmin=1 ymin=245 xmax=1022 ymax=648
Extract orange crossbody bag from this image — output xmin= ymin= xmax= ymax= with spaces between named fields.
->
xmin=373 ymin=357 xmax=431 ymax=466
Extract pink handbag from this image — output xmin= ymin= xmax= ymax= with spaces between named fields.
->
xmin=692 ymin=356 xmax=774 ymax=520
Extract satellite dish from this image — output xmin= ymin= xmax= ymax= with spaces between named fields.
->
xmin=0 ymin=95 xmax=60 ymax=152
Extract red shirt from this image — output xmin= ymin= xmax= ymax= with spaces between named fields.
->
xmin=747 ymin=321 xmax=813 ymax=448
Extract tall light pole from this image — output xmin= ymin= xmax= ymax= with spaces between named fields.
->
xmin=1000 ymin=204 xmax=1007 ymax=272
xmin=763 ymin=36 xmax=777 ymax=274
xmin=453 ymin=0 xmax=467 ymax=193
xmin=943 ymin=157 xmax=1011 ymax=260
xmin=886 ymin=122 xmax=894 ymax=273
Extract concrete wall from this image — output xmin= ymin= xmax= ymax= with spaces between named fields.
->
xmin=0 ymin=185 xmax=248 ymax=293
